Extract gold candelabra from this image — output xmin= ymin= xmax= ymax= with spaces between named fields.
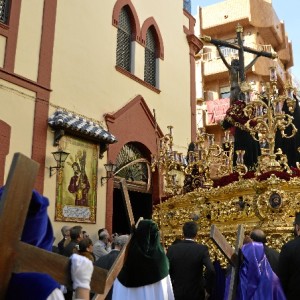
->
xmin=151 ymin=126 xmax=234 ymax=195
xmin=217 ymin=130 xmax=235 ymax=177
xmin=185 ymin=128 xmax=223 ymax=188
xmin=151 ymin=126 xmax=185 ymax=196
xmin=235 ymin=150 xmax=248 ymax=177
xmin=242 ymin=67 xmax=297 ymax=174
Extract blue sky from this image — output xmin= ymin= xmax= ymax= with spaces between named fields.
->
xmin=191 ymin=0 xmax=300 ymax=82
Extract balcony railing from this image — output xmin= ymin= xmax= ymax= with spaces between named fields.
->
xmin=201 ymin=43 xmax=287 ymax=81
xmin=202 ymin=47 xmax=238 ymax=62
xmin=202 ymin=44 xmax=274 ymax=62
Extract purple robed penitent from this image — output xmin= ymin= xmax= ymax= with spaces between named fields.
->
xmin=0 ymin=187 xmax=61 ymax=300
xmin=225 ymin=242 xmax=286 ymax=300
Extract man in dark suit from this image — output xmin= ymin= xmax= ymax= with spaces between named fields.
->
xmin=250 ymin=228 xmax=280 ymax=276
xmin=57 ymin=225 xmax=71 ymax=255
xmin=94 ymin=235 xmax=129 ymax=300
xmin=167 ymin=221 xmax=215 ymax=300
xmin=63 ymin=225 xmax=84 ymax=300
xmin=63 ymin=225 xmax=83 ymax=257
xmin=278 ymin=212 xmax=300 ymax=299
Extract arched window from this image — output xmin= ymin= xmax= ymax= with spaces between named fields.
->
xmin=0 ymin=0 xmax=10 ymax=24
xmin=144 ymin=27 xmax=157 ymax=87
xmin=116 ymin=6 xmax=132 ymax=72
xmin=114 ymin=143 xmax=151 ymax=192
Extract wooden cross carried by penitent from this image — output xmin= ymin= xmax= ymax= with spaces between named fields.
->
xmin=0 ymin=153 xmax=135 ymax=299
xmin=210 ymin=224 xmax=245 ymax=300
xmin=94 ymin=178 xmax=137 ymax=300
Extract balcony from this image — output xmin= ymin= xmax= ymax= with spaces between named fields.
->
xmin=201 ymin=0 xmax=285 ymax=49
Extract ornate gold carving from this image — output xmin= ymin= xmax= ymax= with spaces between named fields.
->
xmin=153 ymin=72 xmax=299 ymax=264
xmin=243 ymin=78 xmax=297 ymax=173
xmin=154 ymin=175 xmax=300 ymax=264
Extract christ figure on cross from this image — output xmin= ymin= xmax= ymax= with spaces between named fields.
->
xmin=201 ymin=24 xmax=276 ymax=168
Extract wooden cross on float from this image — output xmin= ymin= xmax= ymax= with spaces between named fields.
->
xmin=0 ymin=153 xmax=135 ymax=299
xmin=210 ymin=224 xmax=245 ymax=300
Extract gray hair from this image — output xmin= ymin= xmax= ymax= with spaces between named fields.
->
xmin=114 ymin=235 xmax=129 ymax=248
xmin=61 ymin=225 xmax=71 ymax=236
xmin=99 ymin=231 xmax=109 ymax=240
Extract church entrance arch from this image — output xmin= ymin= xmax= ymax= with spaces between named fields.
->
xmin=112 ymin=142 xmax=152 ymax=234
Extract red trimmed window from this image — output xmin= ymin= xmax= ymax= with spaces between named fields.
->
xmin=116 ymin=6 xmax=132 ymax=72
xmin=144 ymin=27 xmax=157 ymax=87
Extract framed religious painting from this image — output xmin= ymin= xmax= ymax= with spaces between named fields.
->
xmin=55 ymin=135 xmax=98 ymax=223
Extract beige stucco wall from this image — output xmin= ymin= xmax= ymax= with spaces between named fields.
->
xmin=0 ymin=80 xmax=35 ymax=179
xmin=48 ymin=0 xmax=192 ymax=241
xmin=14 ymin=0 xmax=44 ymax=81
xmin=51 ymin=0 xmax=190 ymax=143
xmin=51 ymin=2 xmax=192 ymax=144
xmin=201 ymin=0 xmax=250 ymax=30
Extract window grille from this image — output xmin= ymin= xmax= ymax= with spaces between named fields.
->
xmin=115 ymin=143 xmax=149 ymax=183
xmin=144 ymin=28 xmax=156 ymax=87
xmin=116 ymin=7 xmax=131 ymax=72
xmin=0 ymin=0 xmax=10 ymax=24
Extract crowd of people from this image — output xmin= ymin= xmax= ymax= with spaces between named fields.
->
xmin=3 ymin=186 xmax=300 ymax=300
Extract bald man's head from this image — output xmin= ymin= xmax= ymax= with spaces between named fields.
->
xmin=250 ymin=228 xmax=267 ymax=243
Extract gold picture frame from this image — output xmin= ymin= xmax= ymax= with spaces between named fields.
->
xmin=55 ymin=135 xmax=98 ymax=223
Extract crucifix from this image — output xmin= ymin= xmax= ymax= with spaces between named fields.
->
xmin=200 ymin=24 xmax=277 ymax=104
xmin=0 ymin=153 xmax=135 ymax=299
xmin=210 ymin=224 xmax=245 ymax=300
xmin=200 ymin=24 xmax=277 ymax=168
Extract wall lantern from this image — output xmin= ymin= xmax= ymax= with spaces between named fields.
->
xmin=101 ymin=161 xmax=116 ymax=185
xmin=49 ymin=150 xmax=70 ymax=177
